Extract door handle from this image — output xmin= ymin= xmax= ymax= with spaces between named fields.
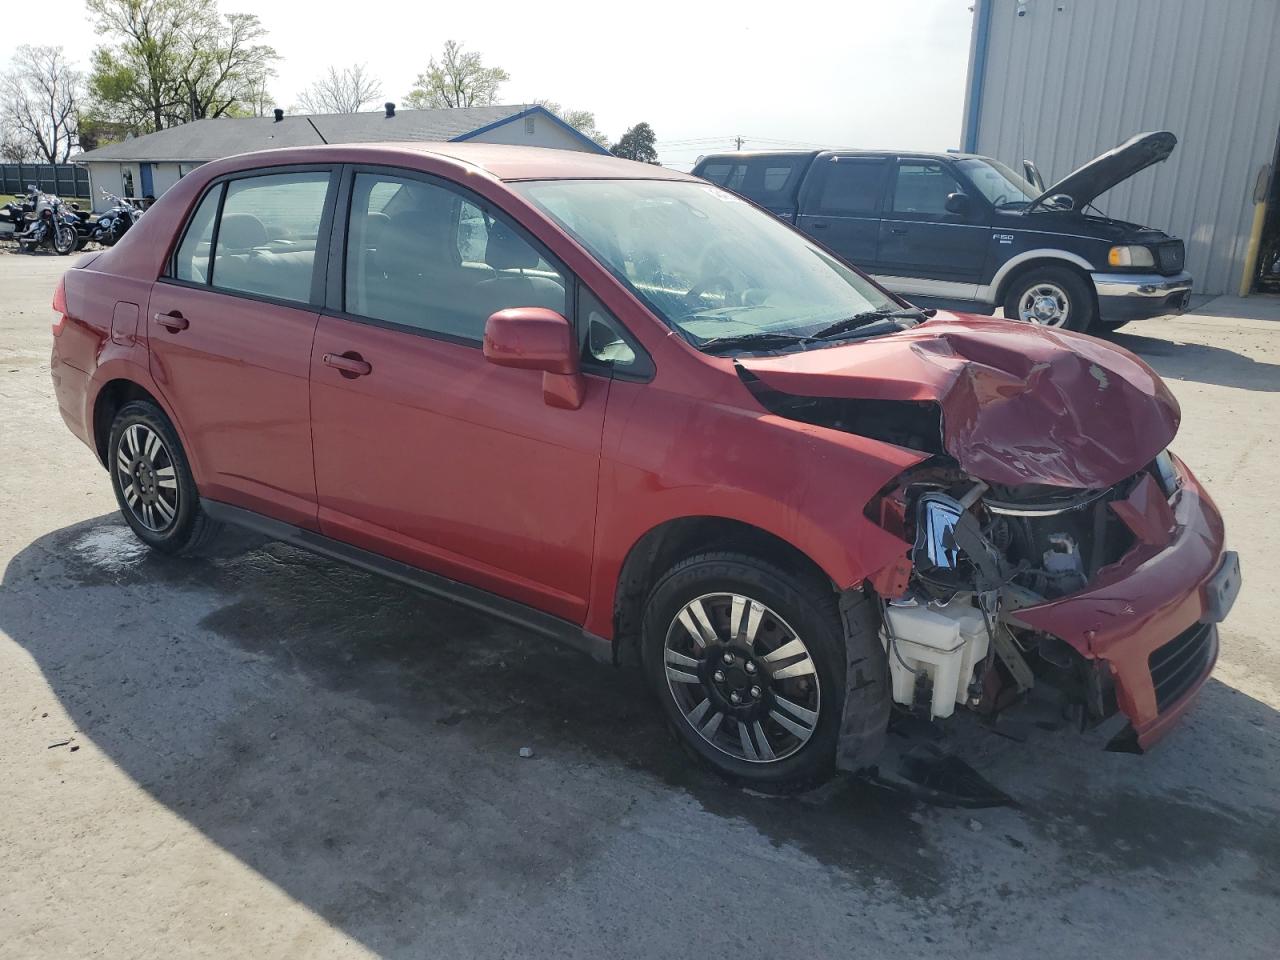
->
xmin=154 ymin=310 xmax=188 ymax=332
xmin=323 ymin=351 xmax=372 ymax=378
xmin=889 ymin=226 xmax=909 ymax=235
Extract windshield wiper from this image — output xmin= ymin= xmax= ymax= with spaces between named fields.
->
xmin=697 ymin=331 xmax=814 ymax=354
xmin=809 ymin=307 xmax=933 ymax=341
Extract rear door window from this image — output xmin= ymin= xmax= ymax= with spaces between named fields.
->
xmin=207 ymin=171 xmax=333 ymax=303
xmin=807 ymin=158 xmax=888 ymax=216
xmin=174 ymin=186 xmax=220 ymax=283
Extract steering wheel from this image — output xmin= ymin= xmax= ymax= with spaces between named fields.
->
xmin=683 ymin=241 xmax=744 ymax=308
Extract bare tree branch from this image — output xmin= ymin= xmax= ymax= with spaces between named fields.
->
xmin=1 ymin=45 xmax=83 ymax=162
xmin=296 ymin=64 xmax=382 ymax=114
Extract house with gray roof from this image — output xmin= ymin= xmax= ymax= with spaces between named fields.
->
xmin=74 ymin=103 xmax=607 ymax=211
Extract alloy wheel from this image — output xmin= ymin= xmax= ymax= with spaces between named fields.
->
xmin=663 ymin=592 xmax=821 ymax=763
xmin=1016 ymin=282 xmax=1070 ymax=326
xmin=115 ymin=423 xmax=180 ymax=531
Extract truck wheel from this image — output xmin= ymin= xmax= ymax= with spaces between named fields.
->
xmin=1003 ymin=266 xmax=1095 ymax=332
xmin=108 ymin=400 xmax=220 ymax=555
xmin=641 ymin=552 xmax=869 ymax=792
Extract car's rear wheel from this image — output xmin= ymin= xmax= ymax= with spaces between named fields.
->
xmin=1003 ymin=266 xmax=1095 ymax=332
xmin=108 ymin=400 xmax=219 ymax=554
xmin=641 ymin=552 xmax=861 ymax=792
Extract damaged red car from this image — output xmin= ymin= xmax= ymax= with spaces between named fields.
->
xmin=50 ymin=144 xmax=1241 ymax=790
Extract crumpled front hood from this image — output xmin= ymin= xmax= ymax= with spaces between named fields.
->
xmin=739 ymin=315 xmax=1180 ymax=488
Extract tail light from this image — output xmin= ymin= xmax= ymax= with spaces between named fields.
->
xmin=51 ymin=277 xmax=68 ymax=336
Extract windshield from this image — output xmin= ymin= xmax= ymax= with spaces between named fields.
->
xmin=511 ymin=179 xmax=902 ymax=348
xmin=956 ymin=158 xmax=1040 ymax=210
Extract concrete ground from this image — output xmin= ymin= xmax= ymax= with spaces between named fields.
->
xmin=1 ymin=250 xmax=1277 ymax=959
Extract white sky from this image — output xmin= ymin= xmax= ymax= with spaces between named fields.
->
xmin=10 ymin=0 xmax=976 ymax=169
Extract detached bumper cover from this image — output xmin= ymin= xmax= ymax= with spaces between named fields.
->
xmin=1011 ymin=460 xmax=1235 ymax=749
xmin=1092 ymin=270 xmax=1193 ymax=322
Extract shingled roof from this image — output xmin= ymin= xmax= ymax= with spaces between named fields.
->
xmin=75 ymin=104 xmax=605 ymax=162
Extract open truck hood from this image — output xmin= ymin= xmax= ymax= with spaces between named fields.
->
xmin=1028 ymin=131 xmax=1177 ymax=212
xmin=738 ymin=315 xmax=1180 ymax=488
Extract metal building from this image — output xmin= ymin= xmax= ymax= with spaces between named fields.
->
xmin=961 ymin=0 xmax=1280 ymax=297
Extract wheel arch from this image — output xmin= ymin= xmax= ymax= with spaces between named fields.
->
xmin=991 ymin=250 xmax=1096 ymax=306
xmin=611 ymin=515 xmax=835 ymax=665
xmin=91 ymin=378 xmax=166 ymax=467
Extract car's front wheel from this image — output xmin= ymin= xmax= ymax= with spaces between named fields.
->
xmin=641 ymin=552 xmax=866 ymax=792
xmin=1003 ymin=266 xmax=1095 ymax=332
xmin=108 ymin=400 xmax=220 ymax=554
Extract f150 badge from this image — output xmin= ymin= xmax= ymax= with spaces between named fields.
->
xmin=994 ymin=233 xmax=1015 ymax=244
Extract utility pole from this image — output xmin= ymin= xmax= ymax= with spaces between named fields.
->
xmin=735 ymin=136 xmax=744 ymax=150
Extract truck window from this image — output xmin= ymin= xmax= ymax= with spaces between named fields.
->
xmin=809 ymin=158 xmax=887 ymax=215
xmin=891 ymin=161 xmax=965 ymax=218
xmin=697 ymin=156 xmax=807 ymax=206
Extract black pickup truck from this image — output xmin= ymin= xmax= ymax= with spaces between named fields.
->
xmin=692 ymin=132 xmax=1191 ymax=332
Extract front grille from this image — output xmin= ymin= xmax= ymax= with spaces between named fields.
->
xmin=1148 ymin=621 xmax=1214 ymax=712
xmin=1155 ymin=240 xmax=1185 ymax=276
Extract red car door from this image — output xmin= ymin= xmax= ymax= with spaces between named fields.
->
xmin=148 ymin=169 xmax=336 ymax=529
xmin=309 ymin=170 xmax=608 ymax=622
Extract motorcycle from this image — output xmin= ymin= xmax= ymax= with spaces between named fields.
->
xmin=0 ymin=186 xmax=38 ymax=241
xmin=15 ymin=191 xmax=79 ymax=255
xmin=89 ymin=189 xmax=143 ymax=247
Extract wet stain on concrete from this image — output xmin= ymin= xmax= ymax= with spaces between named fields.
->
xmin=12 ymin=515 xmax=1279 ymax=922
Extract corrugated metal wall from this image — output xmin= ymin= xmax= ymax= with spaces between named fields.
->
xmin=964 ymin=0 xmax=1280 ymax=296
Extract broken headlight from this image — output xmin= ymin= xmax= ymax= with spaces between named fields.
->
xmin=1152 ymin=449 xmax=1180 ymax=496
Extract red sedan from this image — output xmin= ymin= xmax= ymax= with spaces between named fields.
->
xmin=49 ymin=143 xmax=1240 ymax=790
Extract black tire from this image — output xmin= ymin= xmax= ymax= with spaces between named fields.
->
xmin=53 ymin=224 xmax=76 ymax=255
xmin=108 ymin=400 xmax=220 ymax=555
xmin=641 ymin=551 xmax=876 ymax=792
xmin=1002 ymin=266 xmax=1096 ymax=332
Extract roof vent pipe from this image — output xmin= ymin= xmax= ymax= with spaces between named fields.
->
xmin=273 ymin=108 xmax=284 ymax=122
xmin=385 ymin=102 xmax=396 ymax=118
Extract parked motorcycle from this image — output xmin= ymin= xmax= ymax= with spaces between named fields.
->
xmin=0 ymin=186 xmax=39 ymax=241
xmin=15 ymin=192 xmax=79 ymax=255
xmin=89 ymin=189 xmax=143 ymax=247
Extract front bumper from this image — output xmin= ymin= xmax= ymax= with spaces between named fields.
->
xmin=1091 ymin=270 xmax=1193 ymax=322
xmin=1010 ymin=459 xmax=1235 ymax=749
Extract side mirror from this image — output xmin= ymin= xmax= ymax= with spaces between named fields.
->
xmin=1044 ymin=193 xmax=1075 ymax=212
xmin=1022 ymin=159 xmax=1045 ymax=191
xmin=944 ymin=192 xmax=971 ymax=217
xmin=483 ymin=307 xmax=585 ymax=410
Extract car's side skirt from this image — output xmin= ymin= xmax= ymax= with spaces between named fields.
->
xmin=200 ymin=498 xmax=615 ymax=664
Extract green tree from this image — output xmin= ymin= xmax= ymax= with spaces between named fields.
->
xmin=610 ymin=122 xmax=659 ymax=164
xmin=534 ymin=100 xmax=608 ymax=148
xmin=86 ymin=0 xmax=276 ymax=132
xmin=405 ymin=40 xmax=508 ymax=109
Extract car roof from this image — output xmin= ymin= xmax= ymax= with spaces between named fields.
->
xmin=696 ymin=149 xmax=988 ymax=164
xmin=216 ymin=141 xmax=697 ymax=183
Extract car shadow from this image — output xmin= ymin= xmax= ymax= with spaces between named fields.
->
xmin=1101 ymin=329 xmax=1280 ymax=392
xmin=3 ymin=516 xmax=1277 ymax=955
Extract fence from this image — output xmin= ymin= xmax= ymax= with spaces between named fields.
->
xmin=0 ymin=163 xmax=90 ymax=198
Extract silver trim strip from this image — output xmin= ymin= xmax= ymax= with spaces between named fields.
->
xmin=1091 ymin=270 xmax=1193 ymax=298
xmin=872 ymin=274 xmax=981 ymax=300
